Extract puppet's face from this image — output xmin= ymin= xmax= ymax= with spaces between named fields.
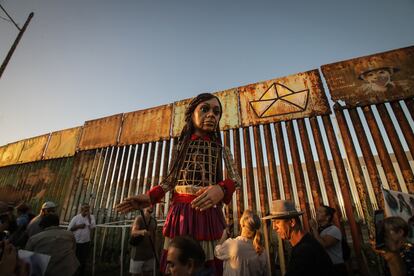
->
xmin=191 ymin=97 xmax=221 ymax=136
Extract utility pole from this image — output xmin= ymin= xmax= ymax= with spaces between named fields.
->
xmin=0 ymin=4 xmax=34 ymax=79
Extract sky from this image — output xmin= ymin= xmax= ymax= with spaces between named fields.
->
xmin=1 ymin=0 xmax=414 ymax=146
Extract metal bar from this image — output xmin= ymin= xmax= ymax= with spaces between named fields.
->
xmin=157 ymin=140 xmax=170 ymax=219
xmin=334 ymin=105 xmax=374 ymax=225
xmin=88 ymin=149 xmax=104 ymax=206
xmin=252 ymin=126 xmax=270 ymax=215
xmin=286 ymin=121 xmax=311 ymax=231
xmin=263 ymin=124 xmax=280 ymax=200
xmin=144 ymin=142 xmax=156 ymax=193
xmin=61 ymin=153 xmax=84 ymax=221
xmin=322 ymin=114 xmax=365 ymax=270
xmin=84 ymin=149 xmax=102 ymax=205
xmin=70 ymin=151 xmax=95 ymax=220
xmin=377 ymin=103 xmax=414 ymax=193
xmin=55 ymin=158 xmax=75 ymax=207
xmin=112 ymin=146 xmax=130 ymax=216
xmin=390 ymin=101 xmax=414 ymax=157
xmin=97 ymin=147 xmax=116 ymax=223
xmin=11 ymin=164 xmax=27 ymax=201
xmin=129 ymin=144 xmax=142 ymax=197
xmin=152 ymin=141 xmax=164 ymax=187
xmin=78 ymin=150 xmax=99 ymax=208
xmin=105 ymin=147 xmax=124 ymax=218
xmin=309 ymin=117 xmax=342 ymax=224
xmin=48 ymin=158 xmax=66 ymax=201
xmin=223 ymin=130 xmax=234 ymax=232
xmin=297 ymin=119 xmax=322 ymax=208
xmin=362 ymin=106 xmax=400 ymax=191
xmin=242 ymin=127 xmax=256 ymax=211
xmin=404 ymin=98 xmax=414 ymax=120
xmin=137 ymin=144 xmax=149 ymax=195
xmin=232 ymin=128 xmax=244 ymax=220
xmin=273 ymin=122 xmax=292 ymax=200
xmin=93 ymin=147 xmax=111 ymax=211
xmin=348 ymin=108 xmax=383 ymax=208
xmin=122 ymin=145 xmax=136 ymax=200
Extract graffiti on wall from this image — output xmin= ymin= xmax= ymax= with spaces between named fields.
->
xmin=322 ymin=46 xmax=414 ymax=107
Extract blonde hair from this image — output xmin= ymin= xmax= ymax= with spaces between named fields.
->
xmin=240 ymin=209 xmax=264 ymax=255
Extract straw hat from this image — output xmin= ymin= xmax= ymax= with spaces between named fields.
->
xmin=262 ymin=200 xmax=304 ymax=220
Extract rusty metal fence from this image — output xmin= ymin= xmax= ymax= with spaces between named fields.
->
xmin=0 ymin=45 xmax=413 ymax=274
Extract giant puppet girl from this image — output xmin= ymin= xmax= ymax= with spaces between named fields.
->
xmin=116 ymin=93 xmax=240 ymax=275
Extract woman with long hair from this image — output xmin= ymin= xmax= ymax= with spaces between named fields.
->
xmin=117 ymin=93 xmax=240 ymax=275
xmin=215 ymin=209 xmax=268 ymax=276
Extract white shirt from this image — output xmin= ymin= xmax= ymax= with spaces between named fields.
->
xmin=215 ymin=236 xmax=268 ymax=276
xmin=320 ymin=224 xmax=343 ymax=264
xmin=68 ymin=213 xmax=96 ymax=244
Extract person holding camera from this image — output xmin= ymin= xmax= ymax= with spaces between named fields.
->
xmin=68 ymin=203 xmax=96 ymax=276
xmin=129 ymin=206 xmax=157 ymax=276
xmin=375 ymin=216 xmax=414 ymax=276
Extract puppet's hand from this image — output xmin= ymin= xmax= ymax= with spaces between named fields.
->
xmin=191 ymin=185 xmax=224 ymax=211
xmin=116 ymin=194 xmax=151 ymax=214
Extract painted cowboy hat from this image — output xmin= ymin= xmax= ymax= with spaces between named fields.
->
xmin=262 ymin=200 xmax=304 ymax=220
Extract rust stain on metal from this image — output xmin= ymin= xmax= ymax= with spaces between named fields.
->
xmin=274 ymin=122 xmax=292 ymax=200
xmin=390 ymin=102 xmax=414 ymax=157
xmin=252 ymin=125 xmax=269 ymax=215
xmin=119 ymin=104 xmax=173 ymax=145
xmin=296 ymin=119 xmax=322 ymax=208
xmin=362 ymin=106 xmax=401 ymax=191
xmin=285 ymin=121 xmax=311 ymax=231
xmin=334 ymin=105 xmax=374 ymax=230
xmin=44 ymin=127 xmax=82 ymax=159
xmin=348 ymin=108 xmax=384 ymax=208
xmin=0 ymin=141 xmax=24 ymax=167
xmin=18 ymin=134 xmax=50 ymax=164
xmin=232 ymin=128 xmax=244 ymax=219
xmin=78 ymin=114 xmax=122 ymax=151
xmin=239 ymin=70 xmax=330 ymax=127
xmin=242 ymin=127 xmax=256 ymax=211
xmin=214 ymin=89 xmax=240 ymax=130
xmin=376 ymin=104 xmax=414 ymax=193
xmin=0 ymin=146 xmax=6 ymax=165
xmin=263 ymin=124 xmax=280 ymax=201
xmin=309 ymin=117 xmax=342 ymax=225
xmin=172 ymin=98 xmax=192 ymax=137
xmin=322 ymin=114 xmax=365 ymax=266
xmin=25 ymin=165 xmax=55 ymax=186
xmin=321 ymin=46 xmax=414 ymax=108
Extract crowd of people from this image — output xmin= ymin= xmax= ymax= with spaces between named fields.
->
xmin=0 ymin=200 xmax=95 ymax=276
xmin=1 ymin=93 xmax=413 ymax=276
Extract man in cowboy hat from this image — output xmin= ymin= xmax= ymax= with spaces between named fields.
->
xmin=263 ymin=200 xmax=333 ymax=276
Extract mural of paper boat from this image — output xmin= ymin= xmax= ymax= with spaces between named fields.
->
xmin=249 ymin=83 xmax=310 ymax=118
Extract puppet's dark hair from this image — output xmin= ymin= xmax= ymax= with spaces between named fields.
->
xmin=161 ymin=93 xmax=223 ymax=186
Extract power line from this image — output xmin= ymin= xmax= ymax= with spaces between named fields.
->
xmin=0 ymin=3 xmax=21 ymax=31
xmin=0 ymin=14 xmax=12 ymax=22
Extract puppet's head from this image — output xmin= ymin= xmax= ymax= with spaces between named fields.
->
xmin=180 ymin=93 xmax=223 ymax=141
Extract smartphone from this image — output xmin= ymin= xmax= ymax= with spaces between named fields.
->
xmin=374 ymin=209 xmax=385 ymax=249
